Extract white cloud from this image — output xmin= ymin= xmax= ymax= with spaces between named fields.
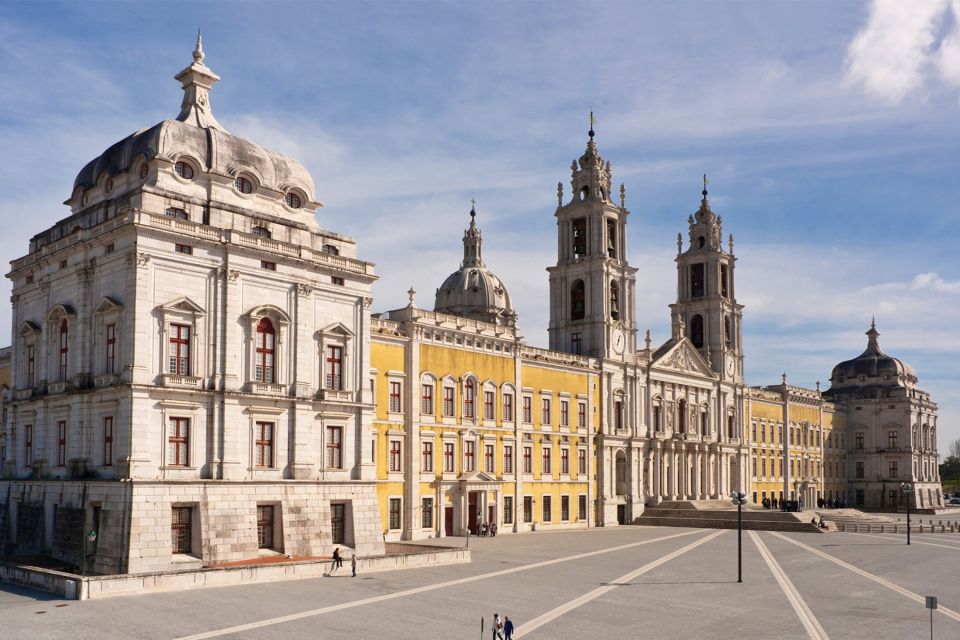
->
xmin=937 ymin=0 xmax=960 ymax=87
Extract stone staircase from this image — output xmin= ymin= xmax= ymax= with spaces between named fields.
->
xmin=633 ymin=500 xmax=824 ymax=533
xmin=817 ymin=509 xmax=960 ymax=534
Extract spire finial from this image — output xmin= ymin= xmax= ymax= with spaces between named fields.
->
xmin=702 ymin=173 xmax=708 ymax=199
xmin=407 ymin=286 xmax=416 ymax=307
xmin=588 ymin=111 xmax=595 ymax=139
xmin=194 ymin=29 xmax=204 ymax=63
xmin=470 ymin=197 xmax=476 ymax=218
xmin=557 ymin=181 xmax=563 ymax=207
xmin=781 ymin=372 xmax=787 ymax=385
xmin=645 ymin=329 xmax=652 ymax=350
xmin=619 ymin=183 xmax=626 ymax=210
xmin=871 ymin=315 xmax=876 ymax=331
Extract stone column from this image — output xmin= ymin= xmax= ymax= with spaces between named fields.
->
xmin=694 ymin=449 xmax=702 ymax=499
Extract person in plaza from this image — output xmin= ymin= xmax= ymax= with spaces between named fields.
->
xmin=332 ymin=547 xmax=342 ymax=572
xmin=493 ymin=612 xmax=504 ymax=640
xmin=351 ymin=552 xmax=357 ymax=577
xmin=503 ymin=616 xmax=514 ymax=639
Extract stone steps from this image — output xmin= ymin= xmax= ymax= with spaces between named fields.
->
xmin=633 ymin=502 xmax=823 ymax=533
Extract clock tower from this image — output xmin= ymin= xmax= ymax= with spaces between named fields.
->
xmin=669 ymin=178 xmax=744 ymax=382
xmin=547 ymin=123 xmax=637 ymax=360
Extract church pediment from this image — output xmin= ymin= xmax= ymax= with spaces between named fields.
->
xmin=458 ymin=470 xmax=497 ymax=483
xmin=651 ymin=338 xmax=716 ymax=378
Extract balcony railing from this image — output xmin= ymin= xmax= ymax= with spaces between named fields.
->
xmin=319 ymin=389 xmax=352 ymax=402
xmin=161 ymin=374 xmax=204 ymax=389
xmin=248 ymin=382 xmax=286 ymax=396
xmin=47 ymin=381 xmax=70 ymax=394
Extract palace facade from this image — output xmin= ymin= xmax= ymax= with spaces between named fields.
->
xmin=0 ymin=40 xmax=944 ymax=572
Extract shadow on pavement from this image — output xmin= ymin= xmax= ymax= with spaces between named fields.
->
xmin=0 ymin=583 xmax=63 ymax=604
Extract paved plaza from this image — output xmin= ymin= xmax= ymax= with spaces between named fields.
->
xmin=2 ymin=523 xmax=960 ymax=639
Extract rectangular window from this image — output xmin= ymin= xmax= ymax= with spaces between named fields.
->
xmin=888 ymin=431 xmax=898 ymax=449
xmin=169 ymin=324 xmax=191 ymax=375
xmin=572 ymin=217 xmax=587 ymax=257
xmin=331 ymin=503 xmax=345 ymax=544
xmin=504 ymin=445 xmax=514 ymax=474
xmin=465 ymin=441 xmax=475 ymax=472
xmin=720 ymin=264 xmax=729 ymax=298
xmin=542 ymin=398 xmax=551 ymax=426
xmin=560 ymin=400 xmax=569 ymax=427
xmin=24 ymin=424 xmax=32 ymax=467
xmin=761 ymin=458 xmax=766 ymax=477
xmin=105 ymin=324 xmax=117 ymax=374
xmin=578 ymin=401 xmax=587 ymax=429
xmin=578 ymin=448 xmax=587 ymax=475
xmin=421 ymin=383 xmax=434 ymax=415
xmin=855 ymin=432 xmax=864 ymax=450
xmin=331 ymin=276 xmax=345 ymax=286
xmin=168 ymin=418 xmax=189 ymax=466
xmin=578 ymin=494 xmax=587 ymax=521
xmin=56 ymin=420 xmax=66 ymax=466
xmin=257 ymin=505 xmax=274 ymax=549
xmin=503 ymin=496 xmax=514 ymax=524
xmin=614 ymin=401 xmax=623 ymax=429
xmin=389 ymin=381 xmax=402 ymax=413
xmin=421 ymin=497 xmax=433 ymax=529
xmin=389 ymin=440 xmax=401 ymax=472
xmin=444 ymin=442 xmax=455 ymax=472
xmin=522 ymin=396 xmax=532 ymax=423
xmin=484 ymin=444 xmax=494 ymax=473
xmin=561 ymin=448 xmax=569 ymax=475
xmin=261 ymin=260 xmax=276 ymax=270
xmin=856 ymin=461 xmax=864 ymax=478
xmin=443 ymin=387 xmax=455 ymax=417
xmin=542 ymin=446 xmax=552 ymax=475
xmin=888 ymin=460 xmax=898 ymax=479
xmin=105 ymin=243 xmax=114 ymax=254
xmin=26 ymin=344 xmax=35 ymax=387
xmin=484 ymin=391 xmax=495 ymax=420
xmin=325 ymin=346 xmax=343 ymax=390
xmin=503 ymin=393 xmax=514 ymax=422
xmin=606 ymin=219 xmax=617 ymax=259
xmin=171 ymin=506 xmax=192 ymax=554
xmin=59 ymin=321 xmax=69 ymax=381
xmin=326 ymin=426 xmax=342 ymax=469
xmin=542 ymin=495 xmax=552 ymax=522
xmin=561 ymin=495 xmax=570 ymax=521
xmin=389 ymin=498 xmax=401 ymax=530
xmin=523 ymin=446 xmax=532 ymax=474
xmin=691 ymin=263 xmax=705 ymax=297
xmin=174 ymin=243 xmax=193 ymax=255
xmin=523 ymin=496 xmax=533 ymax=523
xmin=256 ymin=422 xmax=275 ymax=468
xmin=571 ymin=332 xmax=582 ymax=355
xmin=422 ymin=441 xmax=433 ymax=472
xmin=464 ymin=381 xmax=475 ymax=418
xmin=103 ymin=417 xmax=113 ymax=467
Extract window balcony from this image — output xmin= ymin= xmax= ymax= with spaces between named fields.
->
xmin=14 ymin=388 xmax=33 ymax=401
xmin=48 ymin=381 xmax=70 ymax=394
xmin=248 ymin=382 xmax=286 ymax=396
xmin=94 ymin=374 xmax=119 ymax=388
xmin=161 ymin=374 xmax=204 ymax=389
xmin=319 ymin=388 xmax=352 ymax=402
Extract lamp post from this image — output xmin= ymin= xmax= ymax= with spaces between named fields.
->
xmin=901 ymin=482 xmax=913 ymax=545
xmin=730 ymin=491 xmax=747 ymax=583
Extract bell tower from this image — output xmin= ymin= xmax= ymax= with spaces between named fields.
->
xmin=669 ymin=177 xmax=744 ymax=382
xmin=548 ymin=119 xmax=637 ymax=359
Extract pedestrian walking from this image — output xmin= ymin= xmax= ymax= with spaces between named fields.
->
xmin=351 ymin=553 xmax=357 ymax=577
xmin=492 ymin=612 xmax=504 ymax=640
xmin=503 ymin=616 xmax=514 ymax=640
xmin=332 ymin=547 xmax=342 ymax=573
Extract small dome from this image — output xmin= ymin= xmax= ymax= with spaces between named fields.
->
xmin=433 ymin=205 xmax=516 ymax=327
xmin=825 ymin=321 xmax=918 ymax=393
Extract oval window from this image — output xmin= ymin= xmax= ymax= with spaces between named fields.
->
xmin=174 ymin=161 xmax=195 ymax=180
xmin=285 ymin=191 xmax=302 ymax=209
xmin=235 ymin=176 xmax=253 ymax=194
xmin=139 ymin=164 xmax=149 ymax=179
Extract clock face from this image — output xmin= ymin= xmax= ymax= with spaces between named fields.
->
xmin=612 ymin=328 xmax=625 ymax=354
xmin=726 ymin=357 xmax=736 ymax=376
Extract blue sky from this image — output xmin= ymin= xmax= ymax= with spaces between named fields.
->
xmin=1 ymin=1 xmax=958 ymax=453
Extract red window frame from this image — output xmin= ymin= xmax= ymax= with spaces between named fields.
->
xmin=168 ymin=417 xmax=189 ymax=467
xmin=326 ymin=426 xmax=342 ymax=469
xmin=443 ymin=387 xmax=455 ymax=417
xmin=522 ymin=396 xmax=532 ymax=423
xmin=523 ymin=446 xmax=532 ymax=474
xmin=27 ymin=344 xmax=36 ymax=386
xmin=578 ymin=448 xmax=587 ymax=475
xmin=542 ymin=446 xmax=552 ymax=475
xmin=578 ymin=401 xmax=587 ymax=429
xmin=443 ymin=442 xmax=455 ymax=472
xmin=389 ymin=440 xmax=401 ymax=472
xmin=561 ymin=448 xmax=569 ymax=475
xmin=422 ymin=441 xmax=433 ymax=472
xmin=171 ymin=506 xmax=192 ymax=554
xmin=421 ymin=383 xmax=434 ymax=415
xmin=464 ymin=440 xmax=475 ymax=472
xmin=24 ymin=425 xmax=32 ymax=467
xmin=542 ymin=398 xmax=551 ymax=425
xmin=103 ymin=417 xmax=114 ymax=467
xmin=504 ymin=445 xmax=514 ymax=474
xmin=389 ymin=381 xmax=401 ymax=413
xmin=484 ymin=391 xmax=495 ymax=420
xmin=256 ymin=422 xmax=274 ymax=468
xmin=560 ymin=400 xmax=569 ymax=427
xmin=463 ymin=380 xmax=475 ymax=418
xmin=503 ymin=393 xmax=514 ymax=422
xmin=255 ymin=318 xmax=276 ymax=383
xmin=325 ymin=346 xmax=343 ymax=390
xmin=484 ymin=444 xmax=494 ymax=473
xmin=105 ymin=324 xmax=117 ymax=374
xmin=59 ymin=319 xmax=69 ymax=381
xmin=57 ymin=420 xmax=66 ymax=466
xmin=169 ymin=324 xmax=191 ymax=375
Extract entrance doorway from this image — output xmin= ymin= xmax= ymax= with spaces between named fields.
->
xmin=487 ymin=505 xmax=495 ymax=528
xmin=444 ymin=506 xmax=454 ymax=537
xmin=468 ymin=492 xmax=479 ymax=535
xmin=617 ymin=504 xmax=626 ymax=525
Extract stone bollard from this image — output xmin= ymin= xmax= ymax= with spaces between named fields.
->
xmin=880 ymin=524 xmax=885 ymax=533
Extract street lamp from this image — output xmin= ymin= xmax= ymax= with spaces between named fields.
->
xmin=901 ymin=482 xmax=913 ymax=545
xmin=730 ymin=490 xmax=747 ymax=583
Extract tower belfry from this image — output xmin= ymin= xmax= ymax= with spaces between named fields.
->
xmin=548 ymin=121 xmax=637 ymax=359
xmin=669 ymin=178 xmax=744 ymax=381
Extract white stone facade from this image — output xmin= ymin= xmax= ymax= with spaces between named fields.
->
xmin=0 ymin=37 xmax=383 ymax=573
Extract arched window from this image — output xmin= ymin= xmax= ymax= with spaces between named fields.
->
xmin=464 ymin=379 xmax=476 ymax=418
xmin=255 ymin=318 xmax=275 ymax=383
xmin=678 ymin=399 xmax=687 ymax=433
xmin=174 ymin=160 xmax=194 ymax=180
xmin=690 ymin=314 xmax=704 ymax=349
xmin=606 ymin=219 xmax=617 ymax=258
xmin=610 ymin=280 xmax=620 ymax=321
xmin=571 ymin=280 xmax=585 ymax=321
xmin=58 ymin=319 xmax=69 ymax=381
xmin=284 ymin=191 xmax=302 ymax=209
xmin=251 ymin=225 xmax=271 ymax=239
xmin=235 ymin=176 xmax=253 ymax=194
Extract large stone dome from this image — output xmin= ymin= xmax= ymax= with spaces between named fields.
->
xmin=434 ymin=206 xmax=516 ymax=327
xmin=825 ymin=321 xmax=918 ymax=395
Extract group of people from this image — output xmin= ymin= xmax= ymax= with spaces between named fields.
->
xmin=330 ymin=547 xmax=357 ymax=577
xmin=760 ymin=496 xmax=804 ymax=511
xmin=477 ymin=522 xmax=497 ymax=537
xmin=817 ymin=497 xmax=846 ymax=509
xmin=491 ymin=612 xmax=514 ymax=640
